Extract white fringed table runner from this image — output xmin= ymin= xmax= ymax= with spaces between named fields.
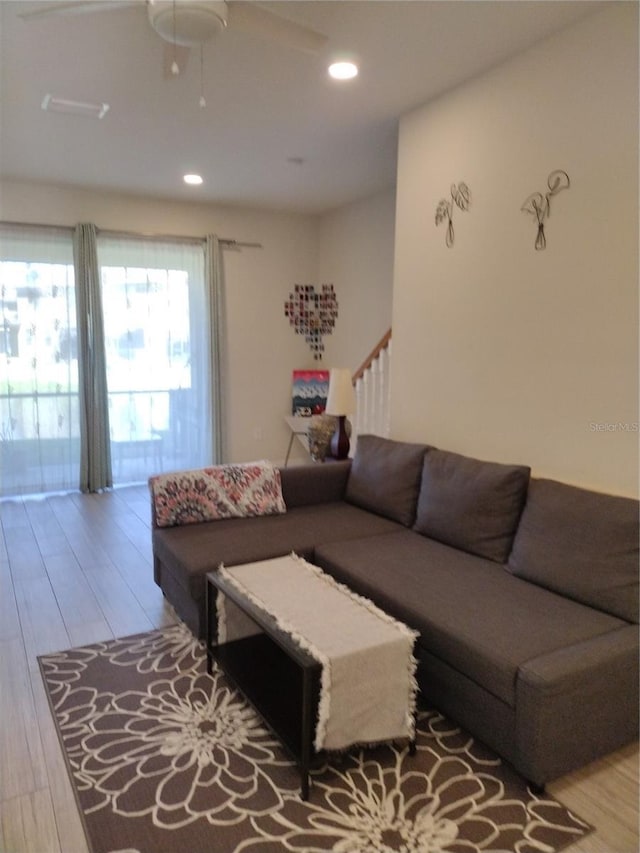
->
xmin=217 ymin=553 xmax=418 ymax=752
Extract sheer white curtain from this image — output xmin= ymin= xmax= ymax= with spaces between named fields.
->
xmin=0 ymin=225 xmax=80 ymax=496
xmin=97 ymin=235 xmax=211 ymax=483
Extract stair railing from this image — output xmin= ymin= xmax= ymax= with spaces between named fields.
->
xmin=352 ymin=328 xmax=392 ymax=444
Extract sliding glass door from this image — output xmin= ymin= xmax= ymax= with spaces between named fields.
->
xmin=1 ymin=226 xmax=214 ymax=495
xmin=97 ymin=236 xmax=211 ymax=484
xmin=0 ymin=227 xmax=80 ymax=496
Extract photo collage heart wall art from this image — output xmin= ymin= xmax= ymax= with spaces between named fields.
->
xmin=284 ymin=284 xmax=338 ymax=360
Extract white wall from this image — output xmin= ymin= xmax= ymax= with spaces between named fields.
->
xmin=271 ymin=189 xmax=397 ymax=464
xmin=392 ymin=4 xmax=638 ymax=497
xmin=316 ymin=189 xmax=395 ymax=370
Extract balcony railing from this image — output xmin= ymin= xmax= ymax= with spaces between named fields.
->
xmin=0 ymin=387 xmax=198 ymax=495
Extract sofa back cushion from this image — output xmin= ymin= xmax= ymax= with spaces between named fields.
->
xmin=280 ymin=460 xmax=351 ymax=507
xmin=345 ymin=435 xmax=428 ymax=526
xmin=413 ymin=449 xmax=531 ymax=563
xmin=508 ymin=478 xmax=639 ymax=623
xmin=150 ymin=462 xmax=286 ymax=528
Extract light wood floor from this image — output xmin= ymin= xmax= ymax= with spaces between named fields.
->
xmin=0 ymin=486 xmax=638 ymax=853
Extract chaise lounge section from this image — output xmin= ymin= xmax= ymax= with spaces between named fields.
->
xmin=150 ymin=435 xmax=639 ymax=788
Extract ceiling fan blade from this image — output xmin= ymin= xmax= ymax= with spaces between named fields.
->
xmin=162 ymin=43 xmax=192 ymax=79
xmin=227 ymin=2 xmax=327 ymax=55
xmin=19 ymin=1 xmax=141 ymax=19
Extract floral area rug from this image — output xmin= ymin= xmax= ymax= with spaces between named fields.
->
xmin=39 ymin=623 xmax=591 ymax=853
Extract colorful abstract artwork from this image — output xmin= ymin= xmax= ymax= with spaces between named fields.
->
xmin=292 ymin=369 xmax=330 ymax=416
xmin=284 ymin=284 xmax=338 ymax=360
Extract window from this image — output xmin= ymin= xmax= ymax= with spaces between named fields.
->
xmin=0 ymin=226 xmax=80 ymax=495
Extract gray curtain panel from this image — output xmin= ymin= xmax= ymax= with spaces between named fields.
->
xmin=73 ymin=223 xmax=112 ymax=492
xmin=206 ymin=235 xmax=225 ymax=464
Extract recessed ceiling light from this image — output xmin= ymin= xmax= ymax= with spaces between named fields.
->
xmin=328 ymin=61 xmax=358 ymax=81
xmin=183 ymin=174 xmax=203 ymax=186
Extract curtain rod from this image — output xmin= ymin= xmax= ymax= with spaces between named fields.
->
xmin=0 ymin=220 xmax=262 ymax=250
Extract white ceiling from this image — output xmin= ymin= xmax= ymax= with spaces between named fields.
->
xmin=0 ymin=0 xmax=603 ymax=214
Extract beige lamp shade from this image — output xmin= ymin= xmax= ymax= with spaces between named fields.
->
xmin=325 ymin=368 xmax=356 ymax=415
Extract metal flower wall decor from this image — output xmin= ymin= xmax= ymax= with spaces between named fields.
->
xmin=435 ymin=182 xmax=471 ymax=247
xmin=521 ymin=170 xmax=570 ymax=250
xmin=284 ymin=283 xmax=338 ymax=360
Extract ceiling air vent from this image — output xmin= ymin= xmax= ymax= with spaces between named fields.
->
xmin=41 ymin=94 xmax=110 ymax=119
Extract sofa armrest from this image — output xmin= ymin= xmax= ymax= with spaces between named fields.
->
xmin=518 ymin=624 xmax=639 ymax=694
xmin=279 ymin=460 xmax=351 ymax=508
xmin=515 ymin=625 xmax=639 ymax=784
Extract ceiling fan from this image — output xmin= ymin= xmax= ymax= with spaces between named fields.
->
xmin=20 ymin=1 xmax=328 ymax=76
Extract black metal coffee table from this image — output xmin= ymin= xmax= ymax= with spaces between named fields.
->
xmin=205 ymin=569 xmax=322 ymax=800
xmin=206 ymin=556 xmax=417 ymax=801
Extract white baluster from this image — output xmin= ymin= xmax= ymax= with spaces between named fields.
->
xmin=369 ymin=363 xmax=377 ymax=433
xmin=380 ymin=354 xmax=387 ymax=435
xmin=384 ymin=340 xmax=392 ymax=436
xmin=352 ymin=333 xmax=392 ymax=440
xmin=354 ymin=377 xmax=363 ymax=441
xmin=362 ymin=370 xmax=370 ymax=435
xmin=372 ymin=357 xmax=382 ymax=435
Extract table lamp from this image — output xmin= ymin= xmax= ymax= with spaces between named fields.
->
xmin=325 ymin=367 xmax=356 ymax=460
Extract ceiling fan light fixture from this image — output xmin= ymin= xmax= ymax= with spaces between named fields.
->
xmin=148 ymin=0 xmax=228 ymax=47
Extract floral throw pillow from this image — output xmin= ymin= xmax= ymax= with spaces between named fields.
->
xmin=150 ymin=462 xmax=287 ymax=528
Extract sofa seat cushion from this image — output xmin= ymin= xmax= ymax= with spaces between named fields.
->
xmin=315 ymin=531 xmax=626 ymax=708
xmin=413 ymin=449 xmax=530 ymax=563
xmin=508 ymin=479 xmax=639 ymax=623
xmin=153 ymin=501 xmax=403 ymax=600
xmin=345 ymin=435 xmax=428 ymax=526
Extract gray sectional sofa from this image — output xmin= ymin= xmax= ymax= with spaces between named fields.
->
xmin=151 ymin=435 xmax=639 ymax=788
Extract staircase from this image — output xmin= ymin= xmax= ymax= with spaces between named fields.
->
xmin=352 ymin=328 xmax=392 ymax=443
